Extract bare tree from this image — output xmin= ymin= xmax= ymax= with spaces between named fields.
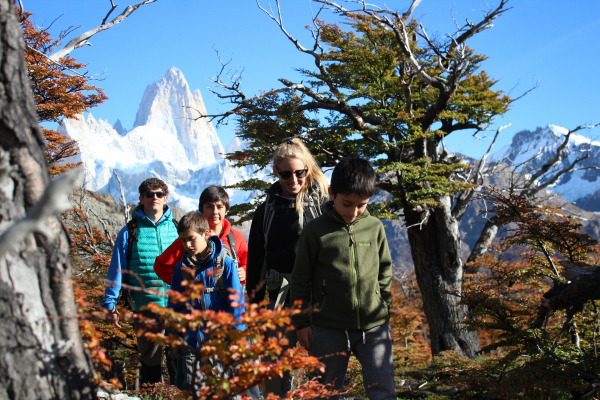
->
xmin=0 ymin=1 xmax=96 ymax=397
xmin=465 ymin=124 xmax=600 ymax=271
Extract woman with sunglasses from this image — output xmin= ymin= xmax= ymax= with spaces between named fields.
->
xmin=246 ymin=138 xmax=328 ymax=397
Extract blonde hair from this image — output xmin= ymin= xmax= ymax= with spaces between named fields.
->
xmin=272 ymin=138 xmax=329 ymax=212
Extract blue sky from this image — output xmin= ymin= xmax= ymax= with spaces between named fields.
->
xmin=25 ymin=0 xmax=600 ymax=158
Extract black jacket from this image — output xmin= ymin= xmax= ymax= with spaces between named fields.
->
xmin=246 ymin=181 xmax=324 ymax=303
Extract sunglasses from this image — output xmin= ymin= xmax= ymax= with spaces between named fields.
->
xmin=276 ymin=168 xmax=308 ymax=180
xmin=144 ymin=191 xmax=166 ymax=199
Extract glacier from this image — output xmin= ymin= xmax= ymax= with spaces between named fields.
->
xmin=492 ymin=124 xmax=600 ymax=211
xmin=57 ymin=66 xmax=269 ymax=210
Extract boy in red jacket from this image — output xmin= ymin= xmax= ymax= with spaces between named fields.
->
xmin=154 ymin=185 xmax=247 ymax=285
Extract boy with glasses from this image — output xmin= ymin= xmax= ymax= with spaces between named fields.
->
xmin=101 ymin=177 xmax=179 ymax=385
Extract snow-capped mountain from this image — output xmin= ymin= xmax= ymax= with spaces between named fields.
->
xmin=492 ymin=124 xmax=600 ymax=212
xmin=58 ymin=67 xmax=266 ymax=210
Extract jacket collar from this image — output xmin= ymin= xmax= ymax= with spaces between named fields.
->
xmin=324 ymin=200 xmax=370 ymax=227
xmin=133 ymin=205 xmax=172 ymax=226
xmin=221 ymin=218 xmax=232 ymax=238
xmin=183 ymin=236 xmax=223 ymax=271
xmin=265 ymin=181 xmax=295 ymax=204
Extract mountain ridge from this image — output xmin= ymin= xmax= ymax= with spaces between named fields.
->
xmin=57 ymin=68 xmax=600 ymax=270
xmin=492 ymin=124 xmax=600 ymax=211
xmin=58 ymin=66 xmax=265 ymax=210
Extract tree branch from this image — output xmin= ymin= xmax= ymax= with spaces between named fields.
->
xmin=114 ymin=171 xmax=129 ymax=227
xmin=401 ymin=0 xmax=422 ymax=21
xmin=453 ymin=124 xmax=509 ymax=220
xmin=257 ymin=0 xmax=338 ymax=95
xmin=101 ymin=1 xmax=119 ymax=26
xmin=0 ymin=168 xmax=83 ymax=258
xmin=48 ymin=0 xmax=157 ymax=62
xmin=453 ymin=0 xmax=512 ymax=46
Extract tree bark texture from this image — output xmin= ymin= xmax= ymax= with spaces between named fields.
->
xmin=0 ymin=3 xmax=95 ymax=399
xmin=405 ymin=196 xmax=481 ymax=358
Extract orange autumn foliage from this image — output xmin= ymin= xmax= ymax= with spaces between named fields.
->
xmin=390 ymin=270 xmax=432 ymax=367
xmin=21 ymin=10 xmax=107 ymax=176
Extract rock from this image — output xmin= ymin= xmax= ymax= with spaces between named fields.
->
xmin=97 ymin=390 xmax=110 ymax=399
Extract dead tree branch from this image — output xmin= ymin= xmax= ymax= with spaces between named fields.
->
xmin=467 ymin=124 xmax=600 ymax=267
xmin=48 ymin=0 xmax=158 ymax=62
xmin=532 ymin=260 xmax=600 ymax=330
xmin=453 ymin=124 xmax=510 ymax=220
xmin=0 ymin=168 xmax=83 ymax=258
xmin=114 ymin=171 xmax=129 ymax=226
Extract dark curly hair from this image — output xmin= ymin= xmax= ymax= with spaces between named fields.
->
xmin=138 ymin=178 xmax=169 ymax=197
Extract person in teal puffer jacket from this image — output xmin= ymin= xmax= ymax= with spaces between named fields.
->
xmin=101 ymin=177 xmax=179 ymax=385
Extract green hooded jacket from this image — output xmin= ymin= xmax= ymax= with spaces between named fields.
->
xmin=290 ymin=201 xmax=393 ymax=331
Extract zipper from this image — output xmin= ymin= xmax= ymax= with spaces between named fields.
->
xmin=321 ymin=279 xmax=327 ymax=310
xmin=332 ymin=213 xmax=362 ymax=329
xmin=348 ymin=225 xmax=360 ymax=329
xmin=156 ymin=224 xmax=162 ymax=251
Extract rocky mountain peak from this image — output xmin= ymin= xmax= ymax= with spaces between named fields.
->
xmin=56 ymin=68 xmax=264 ymax=211
xmin=113 ymin=118 xmax=126 ymax=136
xmin=493 ymin=124 xmax=600 ymax=211
xmin=132 ymin=67 xmax=223 ymax=165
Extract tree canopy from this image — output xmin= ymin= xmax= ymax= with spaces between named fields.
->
xmin=208 ymin=0 xmax=513 ymax=358
xmin=223 ymin=2 xmax=511 ymax=215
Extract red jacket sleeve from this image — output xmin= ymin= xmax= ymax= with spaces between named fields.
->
xmin=231 ymin=228 xmax=248 ymax=284
xmin=154 ymin=238 xmax=183 ymax=284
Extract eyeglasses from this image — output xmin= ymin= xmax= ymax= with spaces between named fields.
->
xmin=144 ymin=191 xmax=166 ymax=199
xmin=276 ymin=168 xmax=308 ymax=180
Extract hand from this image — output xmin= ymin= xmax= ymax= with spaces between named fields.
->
xmin=297 ymin=326 xmax=313 ymax=351
xmin=110 ymin=308 xmax=121 ymax=328
xmin=237 ymin=266 xmax=246 ymax=282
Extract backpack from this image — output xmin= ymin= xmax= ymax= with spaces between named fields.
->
xmin=180 ymin=241 xmax=236 ymax=303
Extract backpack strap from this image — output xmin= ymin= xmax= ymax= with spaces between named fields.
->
xmin=259 ymin=195 xmax=276 ymax=284
xmin=296 ymin=192 xmax=320 ymax=235
xmin=227 ymin=231 xmax=238 ymax=264
xmin=125 ymin=220 xmax=138 ymax=263
xmin=121 ymin=219 xmax=139 ymax=309
xmin=205 ymin=253 xmax=228 ymax=300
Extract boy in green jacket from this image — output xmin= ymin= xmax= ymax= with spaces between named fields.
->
xmin=290 ymin=157 xmax=395 ymax=400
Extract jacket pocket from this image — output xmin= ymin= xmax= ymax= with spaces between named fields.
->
xmin=364 ymin=286 xmax=388 ymax=324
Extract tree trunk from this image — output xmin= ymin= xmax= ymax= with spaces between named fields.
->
xmin=0 ymin=3 xmax=96 ymax=399
xmin=405 ymin=196 xmax=480 ymax=358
